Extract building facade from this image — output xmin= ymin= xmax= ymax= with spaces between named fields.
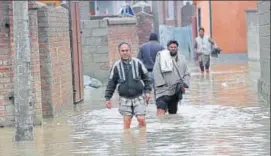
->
xmin=193 ymin=1 xmax=257 ymax=53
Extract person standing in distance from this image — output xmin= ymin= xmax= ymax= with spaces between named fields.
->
xmin=194 ymin=27 xmax=216 ymax=74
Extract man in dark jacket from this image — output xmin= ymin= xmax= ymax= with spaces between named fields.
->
xmin=137 ymin=33 xmax=164 ymax=100
xmin=105 ymin=42 xmax=152 ymax=129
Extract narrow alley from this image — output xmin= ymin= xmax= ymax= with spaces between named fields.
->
xmin=0 ymin=60 xmax=269 ymax=156
xmin=0 ymin=1 xmax=270 ymax=156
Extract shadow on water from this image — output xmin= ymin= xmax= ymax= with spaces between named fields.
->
xmin=0 ymin=63 xmax=270 ymax=156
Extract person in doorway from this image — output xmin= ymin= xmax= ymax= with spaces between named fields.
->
xmin=137 ymin=32 xmax=164 ymax=100
xmin=153 ymin=40 xmax=190 ymax=116
xmin=194 ymin=27 xmax=216 ymax=74
xmin=104 ymin=42 xmax=152 ymax=129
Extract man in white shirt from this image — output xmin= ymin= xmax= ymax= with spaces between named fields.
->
xmin=194 ymin=28 xmax=215 ymax=74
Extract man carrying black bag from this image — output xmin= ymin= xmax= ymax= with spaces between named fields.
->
xmin=194 ymin=27 xmax=220 ymax=74
xmin=153 ymin=40 xmax=191 ymax=116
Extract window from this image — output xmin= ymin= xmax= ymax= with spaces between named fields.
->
xmin=167 ymin=1 xmax=174 ymax=19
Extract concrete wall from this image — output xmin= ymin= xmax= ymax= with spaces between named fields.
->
xmin=81 ymin=19 xmax=109 ymax=83
xmin=29 ymin=8 xmax=43 ymax=125
xmin=79 ymin=1 xmax=90 ymax=20
xmin=257 ymin=1 xmax=270 ymax=103
xmin=81 ymin=17 xmax=139 ymax=83
xmin=37 ymin=5 xmax=73 ymax=117
xmin=245 ymin=9 xmax=260 ymax=61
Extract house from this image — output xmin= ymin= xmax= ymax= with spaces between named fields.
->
xmin=193 ymin=1 xmax=257 ymax=53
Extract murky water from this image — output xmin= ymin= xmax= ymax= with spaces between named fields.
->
xmin=0 ymin=63 xmax=270 ymax=156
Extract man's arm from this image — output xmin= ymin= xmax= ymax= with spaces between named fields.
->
xmin=104 ymin=66 xmax=119 ymax=101
xmin=153 ymin=52 xmax=166 ymax=87
xmin=138 ymin=61 xmax=152 ymax=93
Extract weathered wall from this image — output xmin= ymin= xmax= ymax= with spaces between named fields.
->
xmin=0 ymin=2 xmax=43 ymax=126
xmin=157 ymin=1 xmax=183 ymax=27
xmin=245 ymin=9 xmax=260 ymax=61
xmin=81 ymin=17 xmax=139 ymax=83
xmin=79 ymin=1 xmax=90 ymax=20
xmin=29 ymin=7 xmax=43 ymax=124
xmin=181 ymin=3 xmax=193 ymax=27
xmin=135 ymin=12 xmax=153 ymax=45
xmin=37 ymin=5 xmax=73 ymax=117
xmin=132 ymin=4 xmax=154 ymax=45
xmin=81 ymin=19 xmax=109 ymax=82
xmin=0 ymin=1 xmax=12 ymax=126
xmin=107 ymin=17 xmax=139 ymax=66
xmin=257 ymin=1 xmax=270 ymax=103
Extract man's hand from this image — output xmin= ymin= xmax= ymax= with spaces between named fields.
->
xmin=145 ymin=93 xmax=151 ymax=104
xmin=105 ymin=100 xmax=111 ymax=109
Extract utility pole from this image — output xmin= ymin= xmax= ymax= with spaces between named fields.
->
xmin=13 ymin=1 xmax=34 ymax=141
xmin=151 ymin=1 xmax=160 ymax=40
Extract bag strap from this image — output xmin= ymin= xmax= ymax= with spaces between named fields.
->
xmin=172 ymin=57 xmax=185 ymax=85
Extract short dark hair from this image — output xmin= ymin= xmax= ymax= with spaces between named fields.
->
xmin=167 ymin=40 xmax=179 ymax=47
xmin=118 ymin=42 xmax=131 ymax=50
xmin=199 ymin=27 xmax=205 ymax=32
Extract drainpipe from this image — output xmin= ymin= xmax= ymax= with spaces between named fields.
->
xmin=209 ymin=0 xmax=213 ymax=38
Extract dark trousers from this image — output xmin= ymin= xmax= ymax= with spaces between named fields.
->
xmin=156 ymin=94 xmax=179 ymax=114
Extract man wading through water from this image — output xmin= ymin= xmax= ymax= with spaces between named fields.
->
xmin=137 ymin=32 xmax=164 ymax=101
xmin=194 ymin=27 xmax=216 ymax=74
xmin=153 ymin=40 xmax=190 ymax=116
xmin=104 ymin=42 xmax=152 ymax=129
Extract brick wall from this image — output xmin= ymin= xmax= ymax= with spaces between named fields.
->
xmin=37 ymin=5 xmax=73 ymax=117
xmin=0 ymin=2 xmax=44 ymax=126
xmin=257 ymin=1 xmax=270 ymax=103
xmin=0 ymin=1 xmax=12 ymax=126
xmin=107 ymin=17 xmax=139 ymax=67
xmin=135 ymin=12 xmax=154 ymax=45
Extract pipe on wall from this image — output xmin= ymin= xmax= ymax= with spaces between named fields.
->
xmin=208 ymin=0 xmax=213 ymax=38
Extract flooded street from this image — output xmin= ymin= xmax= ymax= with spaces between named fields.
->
xmin=0 ymin=62 xmax=270 ymax=156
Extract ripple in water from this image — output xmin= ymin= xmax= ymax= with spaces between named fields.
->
xmin=68 ymin=104 xmax=270 ymax=156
